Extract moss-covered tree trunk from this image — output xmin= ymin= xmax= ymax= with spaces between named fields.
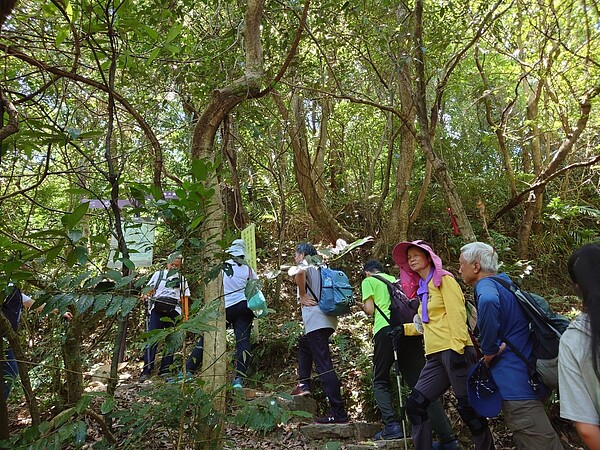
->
xmin=61 ymin=317 xmax=84 ymax=405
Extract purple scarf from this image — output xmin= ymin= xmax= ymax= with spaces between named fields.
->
xmin=417 ymin=267 xmax=434 ymax=323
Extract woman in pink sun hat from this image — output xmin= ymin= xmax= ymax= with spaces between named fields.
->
xmin=391 ymin=240 xmax=494 ymax=450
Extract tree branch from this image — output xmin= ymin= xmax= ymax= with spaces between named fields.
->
xmin=0 ymin=44 xmax=164 ymax=186
xmin=0 ymin=144 xmax=51 ymax=202
xmin=491 ymin=154 xmax=600 ymax=224
xmin=258 ymin=0 xmax=310 ymax=97
xmin=0 ymin=95 xmax=18 ymax=141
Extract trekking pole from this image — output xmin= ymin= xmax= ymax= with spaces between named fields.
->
xmin=390 ymin=331 xmax=409 ymax=450
xmin=144 ymin=297 xmax=151 ymax=372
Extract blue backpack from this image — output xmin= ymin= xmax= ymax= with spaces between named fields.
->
xmin=307 ymin=267 xmax=354 ymax=316
xmin=479 ymin=277 xmax=570 ymax=391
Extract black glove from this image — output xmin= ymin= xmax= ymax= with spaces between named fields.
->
xmin=388 ymin=325 xmax=405 ymax=340
xmin=450 ymin=350 xmax=467 ymax=369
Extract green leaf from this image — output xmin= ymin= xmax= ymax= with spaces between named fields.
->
xmin=77 ymin=130 xmax=104 ymax=139
xmin=56 ymin=29 xmax=69 ymax=46
xmin=105 ymin=298 xmax=121 ymax=316
xmin=147 ymin=47 xmax=160 ymax=65
xmin=65 ymin=0 xmax=73 ymax=20
xmin=189 ymin=215 xmax=205 ymax=231
xmin=100 ymin=397 xmax=116 ymax=414
xmin=106 ymin=269 xmax=123 ymax=282
xmin=75 ymin=246 xmax=88 ymax=265
xmin=66 ymin=248 xmax=77 ymax=267
xmin=165 ymin=23 xmax=183 ymax=43
xmin=62 ymin=203 xmax=90 ymax=229
xmin=76 ymin=294 xmax=94 ymax=313
xmin=43 ymin=246 xmax=64 ymax=264
xmin=92 ymin=294 xmax=112 ymax=313
xmin=75 ymin=395 xmax=93 ymax=414
xmin=143 ymin=25 xmax=159 ymax=40
xmin=120 ymin=296 xmax=138 ymax=316
xmin=191 ymin=159 xmax=209 ymax=181
xmin=122 ymin=258 xmax=135 ymax=270
xmin=73 ymin=421 xmax=87 ymax=446
xmin=68 ymin=229 xmax=83 ymax=243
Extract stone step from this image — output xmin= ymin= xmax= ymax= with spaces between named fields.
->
xmin=347 ymin=437 xmax=413 ymax=449
xmin=299 ymin=421 xmax=380 ymax=441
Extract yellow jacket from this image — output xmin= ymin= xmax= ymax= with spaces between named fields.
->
xmin=404 ymin=275 xmax=471 ymax=355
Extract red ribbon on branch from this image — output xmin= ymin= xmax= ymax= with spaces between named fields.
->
xmin=447 ymin=207 xmax=459 ymax=236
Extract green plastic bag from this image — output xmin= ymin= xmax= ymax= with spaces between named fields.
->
xmin=245 ymin=278 xmax=268 ymax=318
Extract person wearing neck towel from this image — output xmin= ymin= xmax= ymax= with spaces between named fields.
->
xmin=185 ymin=239 xmax=258 ymax=389
xmin=391 ymin=240 xmax=494 ymax=450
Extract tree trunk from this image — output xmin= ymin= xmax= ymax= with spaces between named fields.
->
xmin=189 ymin=1 xmax=265 ymax=446
xmin=0 ymin=315 xmax=40 ymax=426
xmin=374 ymin=82 xmax=416 ymax=257
xmin=474 ymin=46 xmax=517 ymax=198
xmin=222 ymin=116 xmax=250 ymax=230
xmin=411 ymin=0 xmax=479 ymax=243
xmin=274 ymin=91 xmax=356 ymax=244
xmin=62 ymin=317 xmax=84 ymax=405
xmin=518 ymin=77 xmax=544 ymax=258
xmin=314 ymin=94 xmax=332 ymax=199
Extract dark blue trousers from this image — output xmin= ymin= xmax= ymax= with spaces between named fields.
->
xmin=297 ymin=327 xmax=345 ymax=417
xmin=186 ymin=300 xmax=254 ymax=377
xmin=142 ymin=308 xmax=179 ymax=375
xmin=2 ymin=346 xmax=18 ymax=399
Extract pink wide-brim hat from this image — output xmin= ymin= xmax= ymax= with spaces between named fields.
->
xmin=392 ymin=240 xmax=449 ymax=298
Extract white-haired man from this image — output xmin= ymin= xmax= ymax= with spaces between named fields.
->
xmin=459 ymin=242 xmax=562 ymax=449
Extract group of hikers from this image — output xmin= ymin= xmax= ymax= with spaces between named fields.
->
xmin=138 ymin=237 xmax=600 ymax=449
xmin=3 ymin=238 xmax=599 ymax=449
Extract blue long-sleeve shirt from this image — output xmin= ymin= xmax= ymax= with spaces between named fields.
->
xmin=475 ymin=273 xmax=545 ymax=400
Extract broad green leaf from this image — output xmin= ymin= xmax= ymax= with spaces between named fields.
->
xmin=77 ymin=294 xmax=94 ymax=313
xmin=73 ymin=421 xmax=87 ymax=446
xmin=189 ymin=215 xmax=205 ymax=231
xmin=62 ymin=203 xmax=89 ymax=229
xmin=66 ymin=248 xmax=77 ymax=267
xmin=142 ymin=25 xmax=159 ymax=40
xmin=191 ymin=159 xmax=209 ymax=181
xmin=106 ymin=269 xmax=123 ymax=281
xmin=147 ymin=47 xmax=160 ymax=65
xmin=64 ymin=0 xmax=73 ymax=20
xmin=165 ymin=23 xmax=183 ymax=43
xmin=122 ymin=258 xmax=135 ymax=270
xmin=56 ymin=29 xmax=68 ymax=46
xmin=68 ymin=230 xmax=83 ymax=243
xmin=120 ymin=297 xmax=138 ymax=316
xmin=77 ymin=130 xmax=104 ymax=139
xmin=75 ymin=246 xmax=88 ymax=265
xmin=100 ymin=397 xmax=116 ymax=414
xmin=105 ymin=298 xmax=121 ymax=316
xmin=93 ymin=294 xmax=112 ymax=312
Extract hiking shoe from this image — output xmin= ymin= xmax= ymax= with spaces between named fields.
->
xmin=232 ymin=377 xmax=243 ymax=389
xmin=374 ymin=422 xmax=404 ymax=440
xmin=290 ymin=383 xmax=311 ymax=396
xmin=167 ymin=372 xmax=194 ymax=383
xmin=432 ymin=439 xmax=461 ymax=450
xmin=314 ymin=413 xmax=349 ymax=424
xmin=139 ymin=372 xmax=150 ymax=382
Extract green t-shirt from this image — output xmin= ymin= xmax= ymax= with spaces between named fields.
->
xmin=361 ymin=273 xmax=395 ymax=335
